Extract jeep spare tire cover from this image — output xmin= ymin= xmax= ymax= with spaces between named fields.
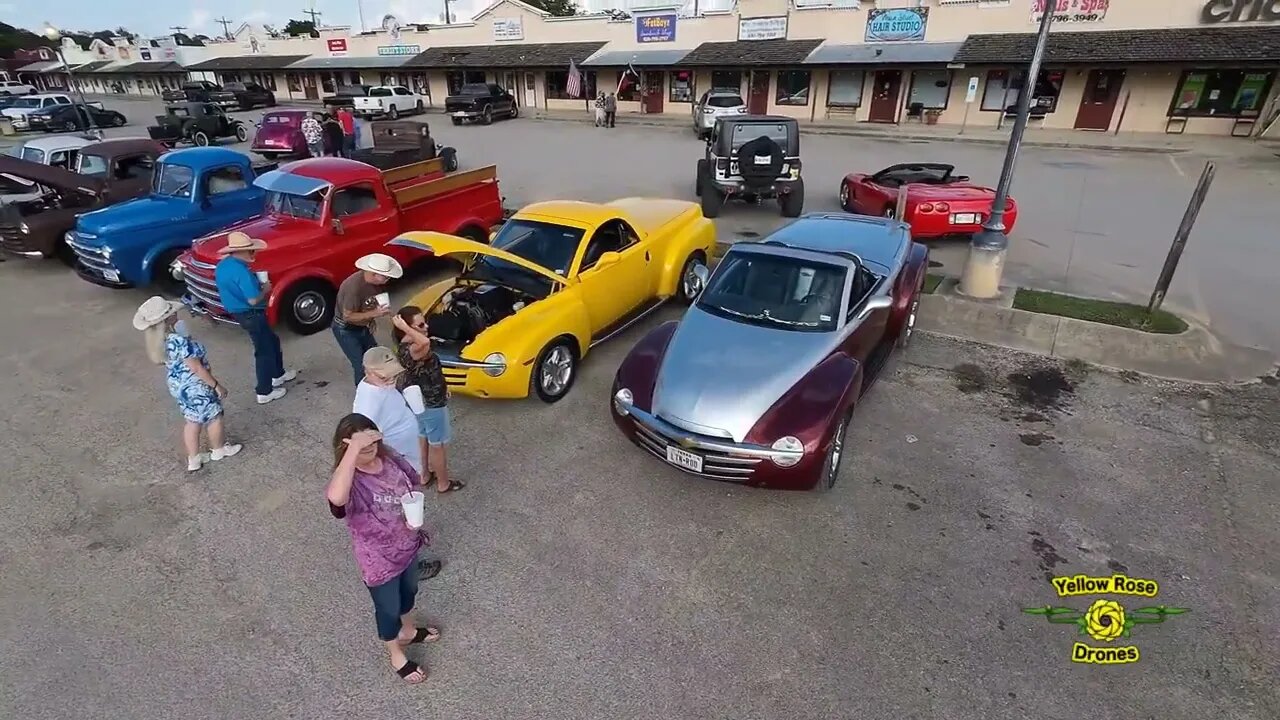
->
xmin=736 ymin=135 xmax=785 ymax=183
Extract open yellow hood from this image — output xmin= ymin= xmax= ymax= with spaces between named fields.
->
xmin=390 ymin=231 xmax=568 ymax=286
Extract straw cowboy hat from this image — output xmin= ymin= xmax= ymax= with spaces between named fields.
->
xmin=355 ymin=253 xmax=404 ymax=280
xmin=133 ymin=295 xmax=184 ymax=331
xmin=362 ymin=346 xmax=405 ymax=378
xmin=217 ymin=231 xmax=268 ymax=255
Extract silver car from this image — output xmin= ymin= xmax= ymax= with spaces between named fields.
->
xmin=693 ymin=90 xmax=746 ymax=138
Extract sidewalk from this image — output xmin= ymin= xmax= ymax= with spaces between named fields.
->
xmin=530 ymin=107 xmax=1280 ymax=158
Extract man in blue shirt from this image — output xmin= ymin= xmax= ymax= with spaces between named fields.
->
xmin=215 ymin=231 xmax=295 ymax=403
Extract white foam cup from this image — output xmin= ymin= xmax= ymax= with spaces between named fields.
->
xmin=400 ymin=491 xmax=425 ymax=528
xmin=403 ymin=385 xmax=425 ymax=414
xmin=256 ymin=270 xmax=269 ymax=283
xmin=375 ymin=292 xmax=390 ymax=308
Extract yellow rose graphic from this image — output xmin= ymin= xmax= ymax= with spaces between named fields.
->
xmin=1084 ymin=599 xmax=1126 ymax=642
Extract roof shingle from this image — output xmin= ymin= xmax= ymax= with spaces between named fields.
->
xmin=185 ymin=55 xmax=309 ymax=71
xmin=680 ymin=39 xmax=823 ymax=67
xmin=404 ymin=42 xmax=606 ymax=69
xmin=106 ymin=61 xmax=186 ymax=73
xmin=955 ymin=26 xmax=1280 ymax=64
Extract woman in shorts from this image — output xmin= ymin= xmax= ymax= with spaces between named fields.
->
xmin=392 ymin=307 xmax=465 ymax=494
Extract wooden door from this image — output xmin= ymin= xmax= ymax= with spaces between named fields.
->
xmin=302 ymin=74 xmax=318 ymax=100
xmin=1073 ymin=69 xmax=1126 ymax=131
xmin=524 ymin=72 xmax=537 ymax=108
xmin=869 ymin=70 xmax=902 ymax=123
xmin=747 ymin=70 xmax=769 ymax=114
xmin=643 ymin=71 xmax=664 ymax=114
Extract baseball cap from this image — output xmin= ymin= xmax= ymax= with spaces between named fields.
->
xmin=362 ymin=346 xmax=404 ymax=379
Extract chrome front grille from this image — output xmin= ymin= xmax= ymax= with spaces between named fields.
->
xmin=66 ymin=233 xmax=117 ymax=273
xmin=441 ymin=367 xmax=469 ymax=387
xmin=631 ymin=419 xmax=761 ymax=482
xmin=181 ymin=261 xmax=225 ymax=312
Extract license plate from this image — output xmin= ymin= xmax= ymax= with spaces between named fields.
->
xmin=665 ymin=445 xmax=704 ymax=473
xmin=951 ymin=212 xmax=977 ymax=224
xmin=754 ymin=155 xmax=771 ymax=165
xmin=102 ymin=269 xmax=119 ymax=282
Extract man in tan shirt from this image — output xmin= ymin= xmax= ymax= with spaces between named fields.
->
xmin=332 ymin=253 xmax=404 ymax=385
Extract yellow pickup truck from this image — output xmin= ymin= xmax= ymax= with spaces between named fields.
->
xmin=391 ymin=198 xmax=716 ymax=402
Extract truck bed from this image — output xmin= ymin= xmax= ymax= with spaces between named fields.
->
xmin=391 ymin=163 xmax=503 ymax=236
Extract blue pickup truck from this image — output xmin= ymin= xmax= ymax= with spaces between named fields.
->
xmin=66 ymin=146 xmax=275 ymax=293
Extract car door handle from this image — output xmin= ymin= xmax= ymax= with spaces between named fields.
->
xmin=644 ymin=251 xmax=650 ymax=262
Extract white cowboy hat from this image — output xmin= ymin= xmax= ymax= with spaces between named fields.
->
xmin=355 ymin=253 xmax=404 ymax=280
xmin=133 ymin=296 xmax=184 ymax=331
xmin=217 ymin=231 xmax=268 ymax=255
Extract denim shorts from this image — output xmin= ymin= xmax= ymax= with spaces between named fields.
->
xmin=415 ymin=405 xmax=452 ymax=445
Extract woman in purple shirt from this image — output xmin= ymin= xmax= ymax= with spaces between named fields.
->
xmin=326 ymin=413 xmax=440 ymax=684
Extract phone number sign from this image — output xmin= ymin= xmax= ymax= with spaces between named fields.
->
xmin=637 ymin=13 xmax=676 ymax=43
xmin=1031 ymin=0 xmax=1109 ymax=23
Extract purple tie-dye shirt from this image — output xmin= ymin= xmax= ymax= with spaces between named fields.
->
xmin=331 ymin=450 xmax=424 ymax=587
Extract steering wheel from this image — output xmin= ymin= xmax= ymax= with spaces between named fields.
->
xmin=800 ymin=292 xmax=831 ymax=305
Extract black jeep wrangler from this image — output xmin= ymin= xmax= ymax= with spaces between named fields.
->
xmin=696 ymin=115 xmax=803 ymax=219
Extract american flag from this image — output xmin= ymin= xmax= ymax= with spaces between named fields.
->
xmin=567 ymin=59 xmax=583 ymax=99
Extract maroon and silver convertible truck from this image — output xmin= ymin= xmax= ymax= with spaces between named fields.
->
xmin=610 ymin=212 xmax=929 ymax=492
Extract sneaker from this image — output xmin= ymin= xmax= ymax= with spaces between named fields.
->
xmin=187 ymin=453 xmax=209 ymax=472
xmin=210 ymin=443 xmax=243 ymax=461
xmin=272 ymin=369 xmax=297 ymax=388
xmin=256 ymin=387 xmax=287 ymax=404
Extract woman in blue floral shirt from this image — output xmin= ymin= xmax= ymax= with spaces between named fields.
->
xmin=134 ymin=296 xmax=243 ymax=472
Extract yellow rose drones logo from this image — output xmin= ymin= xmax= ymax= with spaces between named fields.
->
xmin=1022 ymin=573 xmax=1189 ymax=665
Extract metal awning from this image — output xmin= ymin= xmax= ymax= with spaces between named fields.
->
xmin=15 ymin=60 xmax=65 ymax=73
xmin=404 ymin=42 xmax=606 ymax=69
xmin=286 ymin=55 xmax=412 ymax=70
xmin=581 ymin=48 xmax=693 ymax=67
xmin=72 ymin=61 xmax=115 ymax=73
xmin=804 ymin=41 xmax=963 ymax=66
xmin=185 ymin=55 xmax=309 ymax=71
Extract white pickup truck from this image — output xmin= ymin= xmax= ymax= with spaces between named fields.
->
xmin=353 ymin=85 xmax=426 ymax=120
xmin=0 ymin=80 xmax=38 ymax=96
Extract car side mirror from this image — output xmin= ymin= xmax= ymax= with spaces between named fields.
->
xmin=331 ymin=218 xmax=344 ymax=235
xmin=856 ymin=295 xmax=894 ymax=321
xmin=594 ymin=251 xmax=621 ymax=269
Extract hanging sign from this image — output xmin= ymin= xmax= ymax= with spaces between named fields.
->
xmin=965 ymin=76 xmax=979 ymax=103
xmin=865 ymin=8 xmax=929 ymax=42
xmin=738 ymin=16 xmax=787 ymax=41
xmin=378 ymin=44 xmax=421 ymax=56
xmin=327 ymin=38 xmax=349 ymax=57
xmin=493 ymin=17 xmax=524 ymax=41
xmin=637 ymin=13 xmax=677 ymax=43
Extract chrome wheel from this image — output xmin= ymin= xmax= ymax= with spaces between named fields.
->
xmin=820 ymin=414 xmax=849 ymax=491
xmin=293 ymin=290 xmax=326 ymax=326
xmin=681 ymin=258 xmax=705 ymax=300
xmin=539 ymin=345 xmax=574 ymax=396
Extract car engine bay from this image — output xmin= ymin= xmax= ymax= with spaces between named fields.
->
xmin=428 ymin=282 xmax=531 ymax=348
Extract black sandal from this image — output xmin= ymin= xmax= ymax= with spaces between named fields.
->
xmin=400 ymin=626 xmax=440 ymax=645
xmin=436 ymin=479 xmax=465 ymax=494
xmin=395 ymin=660 xmax=428 ymax=684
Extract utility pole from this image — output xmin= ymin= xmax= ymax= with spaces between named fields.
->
xmin=958 ymin=4 xmax=1056 ymax=299
xmin=169 ymin=25 xmax=187 ymax=34
xmin=215 ymin=16 xmax=234 ymax=40
xmin=302 ymin=5 xmax=324 ymax=26
xmin=444 ymin=0 xmax=453 ymax=24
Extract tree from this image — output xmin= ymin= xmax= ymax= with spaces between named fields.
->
xmin=521 ymin=0 xmax=579 ymax=17
xmin=282 ymin=19 xmax=319 ymax=37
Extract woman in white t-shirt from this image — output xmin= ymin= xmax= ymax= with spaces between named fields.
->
xmin=352 ymin=346 xmax=425 ymax=476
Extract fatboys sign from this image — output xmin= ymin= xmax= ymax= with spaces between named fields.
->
xmin=1201 ymin=0 xmax=1280 ymax=22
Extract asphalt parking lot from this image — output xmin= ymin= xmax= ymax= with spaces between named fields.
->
xmin=0 ymin=254 xmax=1277 ymax=719
xmin=6 ymin=93 xmax=1279 ymax=353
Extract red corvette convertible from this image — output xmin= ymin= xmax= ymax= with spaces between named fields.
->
xmin=839 ymin=163 xmax=1017 ymax=239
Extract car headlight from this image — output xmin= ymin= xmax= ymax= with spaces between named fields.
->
xmin=19 ymin=222 xmax=29 ymax=234
xmin=482 ymin=352 xmax=506 ymax=377
xmin=64 ymin=230 xmax=76 ymax=245
xmin=614 ymin=387 xmax=633 ymax=415
xmin=169 ymin=259 xmax=184 ymax=280
xmin=769 ymin=436 xmax=804 ymax=467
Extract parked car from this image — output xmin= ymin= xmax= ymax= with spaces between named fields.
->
xmin=1 ymin=135 xmax=95 ymax=204
xmin=2 ymin=93 xmax=73 ymax=131
xmin=692 ymin=90 xmax=746 ymax=138
xmin=610 ymin=212 xmax=929 ymax=491
xmin=696 ymin=115 xmax=803 ymax=219
xmin=250 ymin=109 xmax=310 ymax=160
xmin=28 ymin=103 xmax=125 ymax=133
xmin=395 ymin=197 xmax=717 ymax=403
xmin=839 ymin=163 xmax=1018 ymax=239
xmin=350 ymin=120 xmax=458 ymax=172
xmin=176 ymin=158 xmax=504 ymax=334
xmin=162 ymin=81 xmax=238 ymax=109
xmin=66 ymin=147 xmax=277 ymax=293
xmin=0 ymin=80 xmax=37 ymax=96
xmin=353 ymin=85 xmax=426 ymax=120
xmin=322 ymin=84 xmax=372 ymax=111
xmin=445 ymin=83 xmax=518 ymax=126
xmin=0 ymin=138 xmax=167 ymax=262
xmin=147 ymin=102 xmax=251 ymax=148
xmin=222 ymin=81 xmax=276 ymax=110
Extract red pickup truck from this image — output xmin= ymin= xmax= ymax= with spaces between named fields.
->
xmin=176 ymin=156 xmax=503 ymax=334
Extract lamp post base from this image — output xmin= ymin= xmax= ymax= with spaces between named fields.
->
xmin=959 ymin=230 xmax=1009 ymax=299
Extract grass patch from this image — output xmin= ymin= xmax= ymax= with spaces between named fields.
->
xmin=1013 ymin=288 xmax=1188 ymax=334
xmin=923 ymin=273 xmax=944 ymax=294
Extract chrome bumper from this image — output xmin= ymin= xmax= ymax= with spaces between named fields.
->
xmin=615 ymin=403 xmax=802 ymax=482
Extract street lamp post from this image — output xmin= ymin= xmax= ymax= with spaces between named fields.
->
xmin=42 ymin=23 xmax=102 ymax=139
xmin=958 ymin=4 xmax=1056 ymax=299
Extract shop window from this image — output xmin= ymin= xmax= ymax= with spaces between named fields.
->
xmin=1169 ymin=69 xmax=1273 ymax=117
xmin=775 ymin=70 xmax=810 ymax=106
xmin=827 ymin=70 xmax=864 ymax=107
xmin=321 ymin=74 xmax=336 ymax=93
xmin=669 ymin=69 xmax=694 ymax=102
xmin=287 ymin=73 xmax=301 ymax=92
xmin=446 ymin=71 xmax=465 ymax=95
xmin=711 ymin=70 xmax=742 ymax=93
xmin=546 ymin=70 xmax=575 ymax=100
xmin=615 ymin=71 xmax=640 ymax=102
xmin=908 ymin=70 xmax=952 ymax=110
xmin=981 ymin=68 xmax=1063 ymax=112
xmin=348 ymin=71 xmax=362 ymax=85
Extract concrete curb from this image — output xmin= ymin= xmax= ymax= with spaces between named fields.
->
xmin=915 ymin=293 xmax=1276 ymax=384
xmin=530 ymin=112 xmax=1185 ymax=155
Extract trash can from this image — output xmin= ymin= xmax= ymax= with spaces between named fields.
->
xmin=0 ymin=118 xmax=14 ymax=136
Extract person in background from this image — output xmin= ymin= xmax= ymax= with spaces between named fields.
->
xmin=301 ymin=112 xmax=324 ymax=158
xmin=333 ymin=253 xmax=403 ymax=386
xmin=214 ymin=231 xmax=295 ymax=404
xmin=391 ymin=307 xmax=464 ymax=495
xmin=336 ymin=105 xmax=357 ymax=157
xmin=352 ymin=347 xmax=424 ymax=476
xmin=594 ymin=92 xmax=606 ymax=127
xmin=325 ymin=414 xmax=440 ymax=685
xmin=604 ymin=92 xmax=617 ymax=129
xmin=134 ymin=296 xmax=242 ymax=472
xmin=323 ymin=112 xmax=345 ymax=158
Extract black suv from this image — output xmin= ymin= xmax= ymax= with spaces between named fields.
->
xmin=222 ymin=82 xmax=276 ymax=110
xmin=696 ymin=115 xmax=803 ymax=219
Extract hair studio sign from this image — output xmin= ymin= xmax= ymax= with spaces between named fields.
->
xmin=1201 ymin=0 xmax=1280 ymax=22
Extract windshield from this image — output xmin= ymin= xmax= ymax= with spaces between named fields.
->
xmin=482 ymin=219 xmax=583 ymax=278
xmin=459 ymin=84 xmax=488 ymax=95
xmin=730 ymin=122 xmax=790 ymax=150
xmin=708 ymin=94 xmax=743 ymax=108
xmin=18 ymin=146 xmax=46 ymax=164
xmin=77 ymin=153 xmax=109 ymax=176
xmin=12 ymin=98 xmax=41 ymax=108
xmin=265 ymin=189 xmax=325 ymax=221
xmin=152 ymin=163 xmax=195 ymax=198
xmin=696 ymin=253 xmax=846 ymax=333
xmin=370 ymin=87 xmax=393 ymax=97
xmin=263 ymin=114 xmax=298 ymax=126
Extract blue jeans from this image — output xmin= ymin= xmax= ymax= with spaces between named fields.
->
xmin=232 ymin=310 xmax=284 ymax=396
xmin=366 ymin=560 xmax=419 ymax=641
xmin=342 ymin=134 xmax=355 ymax=157
xmin=332 ymin=322 xmax=376 ymax=385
